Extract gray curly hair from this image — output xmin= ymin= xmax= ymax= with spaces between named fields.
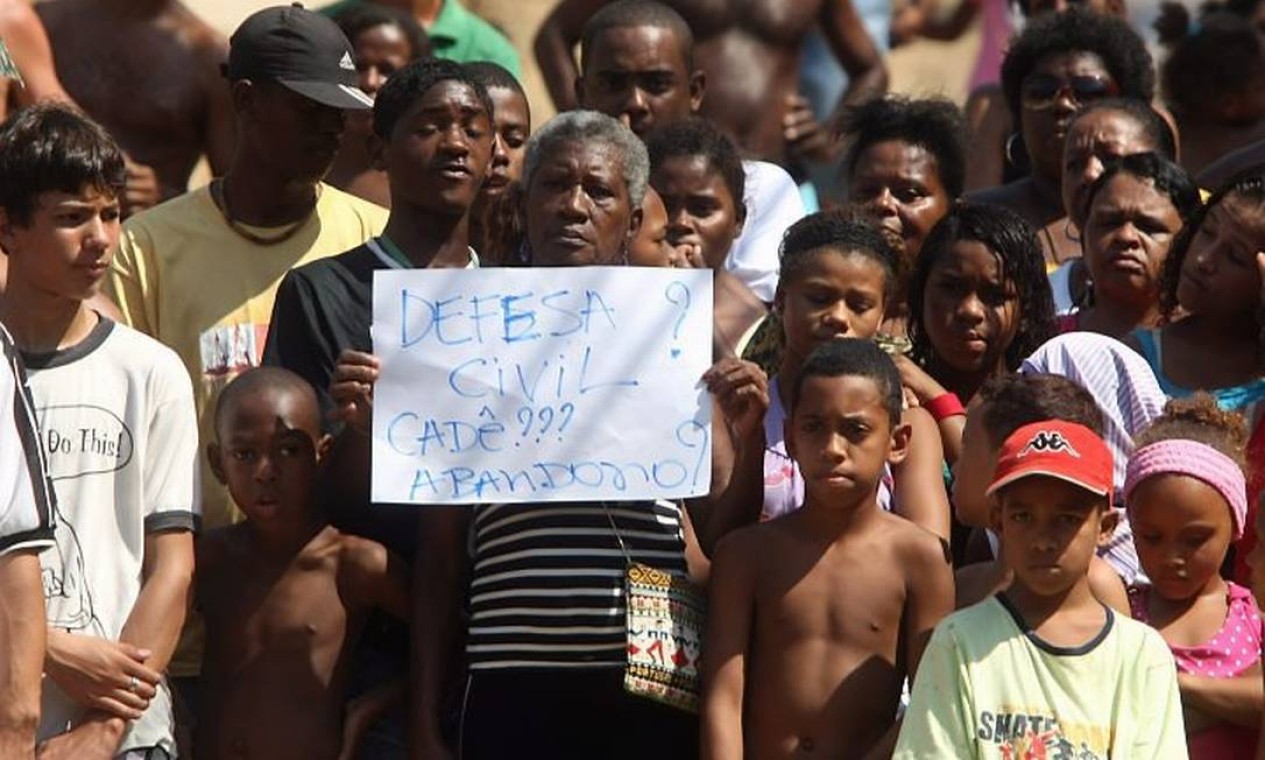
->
xmin=523 ymin=110 xmax=649 ymax=206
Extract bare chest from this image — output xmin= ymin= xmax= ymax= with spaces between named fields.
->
xmin=42 ymin=14 xmax=206 ymax=142
xmin=207 ymin=562 xmax=350 ymax=659
xmin=669 ymin=0 xmax=821 ymax=43
xmin=754 ymin=558 xmax=908 ymax=649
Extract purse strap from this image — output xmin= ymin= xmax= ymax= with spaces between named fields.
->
xmin=600 ymin=501 xmax=635 ymax=566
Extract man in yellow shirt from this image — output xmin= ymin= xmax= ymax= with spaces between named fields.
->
xmin=109 ymin=5 xmax=388 ymax=534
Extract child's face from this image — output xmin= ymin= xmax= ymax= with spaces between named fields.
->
xmin=847 ymin=139 xmax=950 ymax=263
xmin=950 ymin=397 xmax=995 ymax=528
xmin=628 ymin=188 xmax=675 ymax=267
xmin=776 ymin=250 xmax=887 ymax=365
xmin=0 ymin=188 xmax=119 ymax=300
xmin=785 ymin=374 xmax=909 ymax=505
xmin=1129 ymin=474 xmax=1234 ymax=602
xmin=1177 ymin=196 xmax=1265 ymax=321
xmin=992 ymin=477 xmax=1116 ymax=598
xmin=210 ymin=387 xmax=331 ymax=526
xmin=482 ymin=86 xmax=530 ymax=200
xmin=922 ymin=239 xmax=1020 ymax=376
xmin=381 ymin=80 xmax=493 ymax=215
xmin=652 ymin=155 xmax=744 ymax=270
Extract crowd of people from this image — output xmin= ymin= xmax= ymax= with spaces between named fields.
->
xmin=4 ymin=0 xmax=1265 ymax=758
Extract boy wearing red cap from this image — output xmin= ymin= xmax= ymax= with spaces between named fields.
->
xmin=896 ymin=420 xmax=1188 ymax=759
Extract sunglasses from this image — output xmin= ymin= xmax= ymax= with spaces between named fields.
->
xmin=1021 ymin=74 xmax=1118 ymax=109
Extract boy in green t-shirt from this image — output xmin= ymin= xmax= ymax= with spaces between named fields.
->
xmin=896 ymin=420 xmax=1187 ymax=759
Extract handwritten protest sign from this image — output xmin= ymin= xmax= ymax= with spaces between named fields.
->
xmin=371 ymin=267 xmax=713 ymax=504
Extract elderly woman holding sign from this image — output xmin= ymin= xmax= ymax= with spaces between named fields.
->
xmin=328 ymin=110 xmax=766 ymax=759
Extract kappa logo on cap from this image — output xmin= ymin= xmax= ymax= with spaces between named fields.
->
xmin=339 ymin=51 xmax=355 ymax=71
xmin=1018 ymin=430 xmax=1080 ymax=458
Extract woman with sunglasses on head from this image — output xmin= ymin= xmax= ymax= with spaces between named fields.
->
xmin=969 ymin=8 xmax=1155 ymax=270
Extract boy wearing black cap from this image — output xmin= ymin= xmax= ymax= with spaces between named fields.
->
xmin=895 ymin=421 xmax=1187 ymax=759
xmin=106 ymin=0 xmax=390 ymax=723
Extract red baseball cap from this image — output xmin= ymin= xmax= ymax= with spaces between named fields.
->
xmin=987 ymin=420 xmax=1113 ymax=507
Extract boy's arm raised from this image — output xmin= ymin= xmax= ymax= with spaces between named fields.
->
xmin=693 ymin=359 xmax=769 ymax=556
xmin=701 ymin=533 xmax=757 ymax=760
xmin=340 ymin=536 xmax=411 ymax=622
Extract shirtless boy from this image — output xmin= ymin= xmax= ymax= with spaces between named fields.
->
xmin=196 ymin=367 xmax=410 ymax=760
xmin=535 ymin=0 xmax=885 ymax=165
xmin=702 ymin=338 xmax=954 ymax=759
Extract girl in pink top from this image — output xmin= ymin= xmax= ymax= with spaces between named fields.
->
xmin=1125 ymin=394 xmax=1263 ymax=758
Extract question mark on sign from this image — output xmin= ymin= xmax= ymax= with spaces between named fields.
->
xmin=665 ymin=281 xmax=691 ymax=358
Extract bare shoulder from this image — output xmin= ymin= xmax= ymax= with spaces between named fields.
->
xmin=333 ymin=532 xmax=392 ymax=581
xmin=878 ymin=512 xmax=951 ymax=567
xmin=714 ymin=519 xmax=772 ymax=559
xmin=712 ymin=518 xmax=787 ymax=572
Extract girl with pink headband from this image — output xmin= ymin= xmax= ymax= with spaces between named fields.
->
xmin=1124 ymin=394 xmax=1262 ymax=758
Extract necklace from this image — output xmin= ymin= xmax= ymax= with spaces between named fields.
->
xmin=210 ymin=179 xmax=317 ymax=247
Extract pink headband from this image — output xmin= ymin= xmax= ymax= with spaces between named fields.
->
xmin=1124 ymin=440 xmax=1248 ymax=540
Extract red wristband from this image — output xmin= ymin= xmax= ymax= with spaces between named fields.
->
xmin=924 ymin=392 xmax=966 ymax=422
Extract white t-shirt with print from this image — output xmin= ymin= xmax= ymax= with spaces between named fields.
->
xmin=25 ymin=318 xmax=199 ymax=754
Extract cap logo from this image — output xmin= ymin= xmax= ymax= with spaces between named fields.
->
xmin=1019 ymin=430 xmax=1080 ymax=458
xmin=339 ymin=51 xmax=355 ymax=71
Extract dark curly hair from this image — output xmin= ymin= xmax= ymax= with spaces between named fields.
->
xmin=373 ymin=58 xmax=493 ymax=139
xmin=646 ymin=117 xmax=747 ymax=223
xmin=778 ymin=210 xmax=900 ymax=305
xmin=907 ymin=202 xmax=1057 ymax=372
xmin=978 ymin=373 xmax=1106 ymax=446
xmin=1068 ymin=98 xmax=1177 ymax=163
xmin=792 ymin=338 xmax=904 ymax=423
xmin=838 ymin=95 xmax=968 ymax=200
xmin=1085 ymin=151 xmax=1201 ymax=226
xmin=1000 ymin=7 xmax=1155 ymax=121
xmin=333 ymin=4 xmax=431 ymax=61
xmin=1159 ymin=167 xmax=1265 ymax=320
xmin=1133 ymin=392 xmax=1247 ymax=467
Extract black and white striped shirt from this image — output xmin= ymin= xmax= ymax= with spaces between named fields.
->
xmin=466 ymin=499 xmax=688 ymax=670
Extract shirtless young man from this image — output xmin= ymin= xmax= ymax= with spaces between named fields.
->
xmin=35 ymin=0 xmax=235 ymax=201
xmin=0 ymin=0 xmax=159 ymax=217
xmin=702 ymin=339 xmax=953 ymax=760
xmin=534 ymin=0 xmax=886 ymax=166
xmin=196 ymin=368 xmax=410 ymax=760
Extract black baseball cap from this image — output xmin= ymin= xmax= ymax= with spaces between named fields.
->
xmin=226 ymin=3 xmax=373 ymax=110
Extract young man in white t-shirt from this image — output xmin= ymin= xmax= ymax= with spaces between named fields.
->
xmin=0 ymin=103 xmax=198 ymax=759
xmin=0 ymin=323 xmax=56 ymax=755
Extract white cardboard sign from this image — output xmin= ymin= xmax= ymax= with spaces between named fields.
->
xmin=371 ymin=267 xmax=713 ymax=504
